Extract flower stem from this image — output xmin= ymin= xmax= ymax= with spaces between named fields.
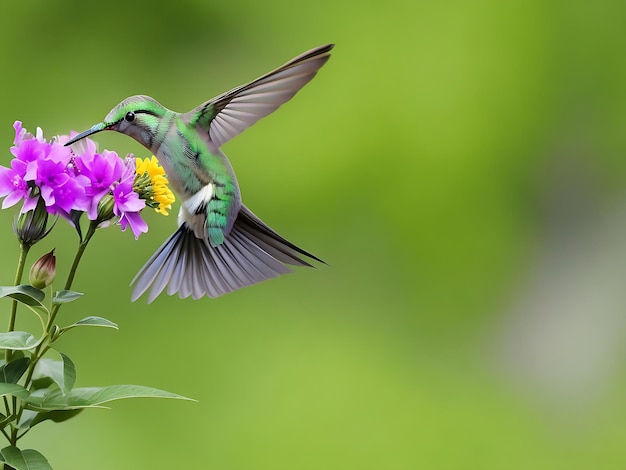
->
xmin=4 ymin=245 xmax=29 ymax=454
xmin=20 ymin=222 xmax=97 ymax=389
xmin=9 ymin=222 xmax=99 ymax=447
xmin=47 ymin=221 xmax=97 ymax=329
xmin=66 ymin=222 xmax=96 ymax=291
xmin=5 ymin=243 xmax=30 ymax=363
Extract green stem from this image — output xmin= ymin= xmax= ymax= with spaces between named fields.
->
xmin=22 ymin=222 xmax=97 ymax=388
xmin=66 ymin=223 xmax=96 ymax=290
xmin=5 ymin=243 xmax=30 ymax=362
xmin=3 ymin=244 xmax=30 ymax=456
xmin=10 ymin=222 xmax=98 ymax=447
xmin=47 ymin=222 xmax=97 ymax=329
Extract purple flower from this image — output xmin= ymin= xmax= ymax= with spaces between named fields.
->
xmin=1 ymin=121 xmax=156 ymax=239
xmin=75 ymin=149 xmax=126 ymax=220
xmin=0 ymin=122 xmax=49 ymax=211
xmin=12 ymin=121 xmax=29 ymax=146
xmin=0 ymin=121 xmax=90 ymax=217
xmin=0 ymin=158 xmax=33 ymax=210
xmin=113 ymin=178 xmax=147 ymax=239
xmin=35 ymin=158 xmax=89 ymax=217
xmin=12 ymin=138 xmax=49 ymax=177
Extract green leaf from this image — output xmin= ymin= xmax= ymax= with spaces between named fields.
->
xmin=0 ymin=332 xmax=40 ymax=351
xmin=32 ymin=355 xmax=75 ymax=396
xmin=0 ymin=357 xmax=30 ymax=383
xmin=61 ymin=316 xmax=118 ymax=332
xmin=0 ymin=285 xmax=45 ymax=305
xmin=59 ymin=353 xmax=76 ymax=395
xmin=0 ymin=351 xmax=25 ymax=367
xmin=24 ymin=384 xmax=195 ymax=411
xmin=31 ymin=377 xmax=54 ymax=392
xmin=33 ymin=352 xmax=74 ymax=396
xmin=0 ymin=383 xmax=29 ymax=400
xmin=18 ymin=408 xmax=83 ymax=430
xmin=32 ymin=360 xmax=63 ymax=394
xmin=70 ymin=209 xmax=83 ymax=242
xmin=51 ymin=290 xmax=83 ymax=304
xmin=0 ymin=414 xmax=13 ymax=429
xmin=0 ymin=446 xmax=52 ymax=470
xmin=0 ymin=285 xmax=48 ymax=322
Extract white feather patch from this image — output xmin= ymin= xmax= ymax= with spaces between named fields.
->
xmin=183 ymin=183 xmax=214 ymax=215
xmin=178 ymin=183 xmax=214 ymax=239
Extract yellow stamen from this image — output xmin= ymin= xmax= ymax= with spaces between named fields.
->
xmin=135 ymin=156 xmax=175 ymax=216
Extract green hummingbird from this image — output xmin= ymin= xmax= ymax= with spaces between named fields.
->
xmin=65 ymin=44 xmax=333 ymax=302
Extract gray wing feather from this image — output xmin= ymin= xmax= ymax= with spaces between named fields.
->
xmin=130 ymin=232 xmax=181 ymax=302
xmin=147 ymin=240 xmax=180 ymax=302
xmin=191 ymin=44 xmax=333 ymax=148
xmin=212 ymin=246 xmax=247 ymax=289
xmin=236 ymin=205 xmax=325 ymax=265
xmin=198 ymin=244 xmax=228 ymax=296
xmin=130 ymin=205 xmax=323 ymax=303
xmin=166 ymin=235 xmax=186 ymax=297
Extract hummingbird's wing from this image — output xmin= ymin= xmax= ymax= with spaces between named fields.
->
xmin=187 ymin=44 xmax=333 ymax=149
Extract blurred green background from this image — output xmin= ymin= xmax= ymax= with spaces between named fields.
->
xmin=2 ymin=0 xmax=626 ymax=468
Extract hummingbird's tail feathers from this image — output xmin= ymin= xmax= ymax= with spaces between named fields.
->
xmin=131 ymin=206 xmax=322 ymax=303
xmin=236 ymin=205 xmax=326 ymax=266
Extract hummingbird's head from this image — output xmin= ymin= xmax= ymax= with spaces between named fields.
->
xmin=64 ymin=95 xmax=168 ymax=150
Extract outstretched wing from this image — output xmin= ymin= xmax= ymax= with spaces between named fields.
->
xmin=187 ymin=44 xmax=333 ymax=149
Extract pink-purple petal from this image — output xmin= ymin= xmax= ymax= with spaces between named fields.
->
xmin=2 ymin=121 xmax=153 ymax=239
xmin=119 ymin=211 xmax=148 ymax=239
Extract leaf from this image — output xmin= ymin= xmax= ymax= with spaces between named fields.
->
xmin=0 ymin=414 xmax=13 ymax=429
xmin=30 ymin=377 xmax=54 ymax=392
xmin=0 ymin=286 xmax=49 ymax=326
xmin=51 ymin=290 xmax=83 ymax=304
xmin=0 ymin=332 xmax=40 ymax=351
xmin=0 ymin=446 xmax=52 ymax=470
xmin=24 ymin=384 xmax=195 ymax=411
xmin=61 ymin=316 xmax=118 ymax=332
xmin=18 ymin=408 xmax=83 ymax=430
xmin=32 ymin=353 xmax=76 ymax=396
xmin=0 ymin=285 xmax=45 ymax=305
xmin=70 ymin=209 xmax=83 ymax=242
xmin=0 ymin=383 xmax=29 ymax=400
xmin=32 ymin=360 xmax=62 ymax=394
xmin=0 ymin=357 xmax=30 ymax=383
xmin=59 ymin=353 xmax=76 ymax=395
xmin=0 ymin=351 xmax=24 ymax=367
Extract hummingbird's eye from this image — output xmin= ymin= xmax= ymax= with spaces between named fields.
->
xmin=124 ymin=112 xmax=136 ymax=122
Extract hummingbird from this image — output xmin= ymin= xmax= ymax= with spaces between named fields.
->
xmin=65 ymin=44 xmax=333 ymax=302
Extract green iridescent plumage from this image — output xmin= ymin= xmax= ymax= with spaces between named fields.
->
xmin=65 ymin=44 xmax=333 ymax=302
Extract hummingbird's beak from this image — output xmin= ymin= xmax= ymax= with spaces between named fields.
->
xmin=64 ymin=122 xmax=108 ymax=146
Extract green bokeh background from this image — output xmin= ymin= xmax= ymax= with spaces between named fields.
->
xmin=2 ymin=1 xmax=626 ymax=468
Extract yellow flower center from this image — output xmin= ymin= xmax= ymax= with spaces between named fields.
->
xmin=134 ymin=156 xmax=175 ymax=216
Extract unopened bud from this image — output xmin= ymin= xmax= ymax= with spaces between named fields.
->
xmin=29 ymin=249 xmax=56 ymax=289
xmin=96 ymin=194 xmax=115 ymax=223
xmin=13 ymin=197 xmax=54 ymax=247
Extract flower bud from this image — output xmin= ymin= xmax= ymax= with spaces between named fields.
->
xmin=13 ymin=197 xmax=54 ymax=247
xmin=29 ymin=249 xmax=56 ymax=289
xmin=96 ymin=194 xmax=115 ymax=223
